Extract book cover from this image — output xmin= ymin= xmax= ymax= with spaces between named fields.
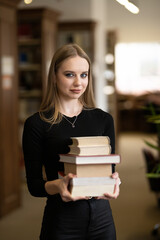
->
xmin=69 ymin=177 xmax=116 ymax=197
xmin=70 ymin=136 xmax=110 ymax=146
xmin=60 ymin=154 xmax=121 ymax=164
xmin=68 ymin=145 xmax=111 ymax=156
xmin=64 ymin=162 xmax=112 ymax=177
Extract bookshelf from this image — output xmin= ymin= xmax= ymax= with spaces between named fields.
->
xmin=17 ymin=8 xmax=59 ymax=181
xmin=17 ymin=8 xmax=59 ymax=123
xmin=57 ymin=21 xmax=96 ymax=62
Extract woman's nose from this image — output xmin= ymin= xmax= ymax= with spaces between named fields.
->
xmin=74 ymin=76 xmax=81 ymax=85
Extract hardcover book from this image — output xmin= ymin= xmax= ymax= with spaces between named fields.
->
xmin=64 ymin=162 xmax=112 ymax=177
xmin=60 ymin=154 xmax=121 ymax=164
xmin=70 ymin=136 xmax=110 ymax=146
xmin=69 ymin=177 xmax=116 ymax=197
xmin=68 ymin=145 xmax=111 ymax=156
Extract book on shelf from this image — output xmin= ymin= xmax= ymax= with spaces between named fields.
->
xmin=70 ymin=136 xmax=110 ymax=146
xmin=64 ymin=162 xmax=112 ymax=177
xmin=68 ymin=145 xmax=111 ymax=156
xmin=69 ymin=177 xmax=116 ymax=197
xmin=59 ymin=154 xmax=121 ymax=165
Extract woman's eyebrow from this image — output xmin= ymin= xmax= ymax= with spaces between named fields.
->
xmin=63 ymin=70 xmax=88 ymax=73
xmin=63 ymin=70 xmax=75 ymax=73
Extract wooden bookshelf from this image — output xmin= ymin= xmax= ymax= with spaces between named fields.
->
xmin=17 ymin=8 xmax=59 ymax=184
xmin=17 ymin=8 xmax=59 ymax=122
xmin=0 ymin=0 xmax=21 ymax=218
xmin=57 ymin=21 xmax=96 ymax=62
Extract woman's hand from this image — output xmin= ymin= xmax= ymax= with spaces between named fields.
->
xmin=59 ymin=173 xmax=90 ymax=202
xmin=45 ymin=173 xmax=89 ymax=202
xmin=96 ymin=172 xmax=121 ymax=200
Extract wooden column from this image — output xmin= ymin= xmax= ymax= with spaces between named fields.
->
xmin=0 ymin=0 xmax=21 ymax=217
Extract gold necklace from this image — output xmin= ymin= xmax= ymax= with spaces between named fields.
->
xmin=63 ymin=115 xmax=78 ymax=128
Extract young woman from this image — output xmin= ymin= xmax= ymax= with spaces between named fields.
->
xmin=23 ymin=43 xmax=120 ymax=240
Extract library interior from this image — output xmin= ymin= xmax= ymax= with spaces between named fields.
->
xmin=0 ymin=0 xmax=160 ymax=239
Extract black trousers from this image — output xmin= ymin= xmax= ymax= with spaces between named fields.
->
xmin=40 ymin=195 xmax=116 ymax=240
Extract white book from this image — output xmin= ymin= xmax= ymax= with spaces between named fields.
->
xmin=69 ymin=177 xmax=116 ymax=197
xmin=59 ymin=154 xmax=121 ymax=165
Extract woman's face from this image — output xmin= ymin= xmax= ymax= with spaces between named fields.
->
xmin=55 ymin=56 xmax=89 ymax=101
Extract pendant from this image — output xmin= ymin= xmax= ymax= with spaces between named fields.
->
xmin=72 ymin=124 xmax=75 ymax=128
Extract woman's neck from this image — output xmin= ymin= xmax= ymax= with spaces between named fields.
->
xmin=59 ymin=100 xmax=83 ymax=117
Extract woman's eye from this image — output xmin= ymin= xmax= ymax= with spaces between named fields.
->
xmin=81 ymin=73 xmax=88 ymax=78
xmin=65 ymin=73 xmax=74 ymax=78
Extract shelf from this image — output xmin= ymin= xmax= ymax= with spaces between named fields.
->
xmin=17 ymin=7 xmax=60 ymax=132
xmin=19 ymin=63 xmax=41 ymax=71
xmin=19 ymin=89 xmax=42 ymax=98
xmin=18 ymin=38 xmax=41 ymax=46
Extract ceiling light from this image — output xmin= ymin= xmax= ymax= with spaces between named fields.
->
xmin=115 ymin=0 xmax=139 ymax=14
xmin=125 ymin=1 xmax=139 ymax=14
xmin=24 ymin=0 xmax=33 ymax=4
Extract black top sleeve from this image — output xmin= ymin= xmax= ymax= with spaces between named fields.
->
xmin=22 ymin=114 xmax=48 ymax=197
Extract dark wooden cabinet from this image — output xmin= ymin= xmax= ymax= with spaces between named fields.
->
xmin=0 ymin=0 xmax=21 ymax=218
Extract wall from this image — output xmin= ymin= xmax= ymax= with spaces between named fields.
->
xmin=19 ymin=0 xmax=160 ymax=42
xmin=19 ymin=0 xmax=91 ymax=20
xmin=90 ymin=0 xmax=108 ymax=109
xmin=106 ymin=0 xmax=160 ymax=42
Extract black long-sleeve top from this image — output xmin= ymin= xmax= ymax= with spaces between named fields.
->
xmin=22 ymin=108 xmax=115 ymax=198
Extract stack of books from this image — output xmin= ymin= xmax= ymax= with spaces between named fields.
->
xmin=59 ymin=136 xmax=121 ymax=197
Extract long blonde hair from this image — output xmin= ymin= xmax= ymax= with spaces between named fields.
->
xmin=39 ymin=43 xmax=96 ymax=124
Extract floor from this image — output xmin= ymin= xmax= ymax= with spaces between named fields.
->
xmin=0 ymin=133 xmax=160 ymax=240
xmin=111 ymin=133 xmax=160 ymax=240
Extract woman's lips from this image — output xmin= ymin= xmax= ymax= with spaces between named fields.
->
xmin=70 ymin=89 xmax=81 ymax=94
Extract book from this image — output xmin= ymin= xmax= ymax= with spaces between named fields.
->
xmin=69 ymin=177 xmax=116 ymax=197
xmin=64 ymin=162 xmax=112 ymax=177
xmin=68 ymin=145 xmax=111 ymax=156
xmin=60 ymin=154 xmax=121 ymax=164
xmin=70 ymin=136 xmax=110 ymax=146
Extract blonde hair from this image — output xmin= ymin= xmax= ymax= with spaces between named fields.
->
xmin=39 ymin=43 xmax=96 ymax=124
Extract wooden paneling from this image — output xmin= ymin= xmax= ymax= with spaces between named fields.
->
xmin=0 ymin=2 xmax=21 ymax=217
xmin=42 ymin=14 xmax=59 ymax=94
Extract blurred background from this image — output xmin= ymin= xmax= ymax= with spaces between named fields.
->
xmin=0 ymin=0 xmax=160 ymax=239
